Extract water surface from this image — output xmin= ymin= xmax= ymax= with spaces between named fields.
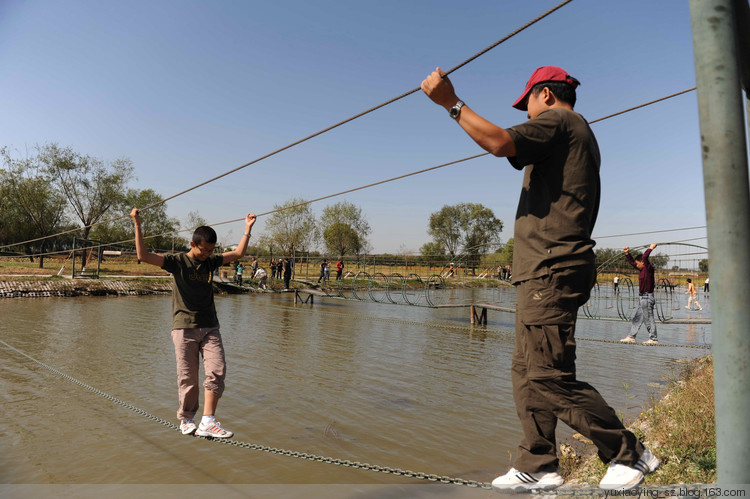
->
xmin=0 ymin=288 xmax=710 ymax=485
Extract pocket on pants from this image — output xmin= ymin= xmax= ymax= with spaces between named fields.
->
xmin=525 ymin=323 xmax=577 ymax=380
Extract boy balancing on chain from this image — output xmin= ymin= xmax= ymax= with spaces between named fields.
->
xmin=421 ymin=66 xmax=658 ymax=491
xmin=130 ymin=208 xmax=256 ymax=438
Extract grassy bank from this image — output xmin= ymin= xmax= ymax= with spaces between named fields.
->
xmin=0 ymin=255 xmax=514 ymax=289
xmin=561 ymin=355 xmax=716 ymax=485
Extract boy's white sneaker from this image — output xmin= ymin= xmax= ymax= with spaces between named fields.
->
xmin=195 ymin=420 xmax=234 ymax=438
xmin=180 ymin=419 xmax=197 ymax=435
xmin=491 ymin=467 xmax=563 ymax=492
xmin=599 ymin=447 xmax=660 ymax=490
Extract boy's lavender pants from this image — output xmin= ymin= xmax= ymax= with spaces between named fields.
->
xmin=171 ymin=326 xmax=226 ymax=420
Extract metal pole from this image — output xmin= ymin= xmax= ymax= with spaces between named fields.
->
xmin=71 ymin=237 xmax=76 ymax=278
xmin=96 ymin=243 xmax=101 ymax=278
xmin=689 ymin=0 xmax=750 ymax=484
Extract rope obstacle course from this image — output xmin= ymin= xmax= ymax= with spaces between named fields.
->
xmin=0 ymin=0 xmax=718 ymax=492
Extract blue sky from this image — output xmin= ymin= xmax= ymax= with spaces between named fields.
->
xmin=0 ymin=0 xmax=708 ymax=259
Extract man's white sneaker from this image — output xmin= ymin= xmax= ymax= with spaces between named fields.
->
xmin=599 ymin=447 xmax=660 ymax=490
xmin=195 ymin=420 xmax=234 ymax=438
xmin=620 ymin=337 xmax=636 ymax=344
xmin=491 ymin=467 xmax=564 ymax=492
xmin=180 ymin=419 xmax=197 ymax=435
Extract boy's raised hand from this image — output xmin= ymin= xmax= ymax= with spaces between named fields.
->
xmin=245 ymin=213 xmax=257 ymax=232
xmin=130 ymin=208 xmax=141 ymax=225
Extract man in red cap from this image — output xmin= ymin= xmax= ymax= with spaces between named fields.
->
xmin=421 ymin=66 xmax=659 ymax=491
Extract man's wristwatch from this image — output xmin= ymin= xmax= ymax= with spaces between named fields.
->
xmin=449 ymin=100 xmax=464 ymax=119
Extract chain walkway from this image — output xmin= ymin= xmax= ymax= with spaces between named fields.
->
xmin=0 ymin=329 xmax=713 ymax=493
xmin=0 ymin=337 xmax=490 ymax=489
xmin=1 ymin=331 xmax=719 ymax=496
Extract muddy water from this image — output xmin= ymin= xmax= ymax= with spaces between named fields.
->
xmin=0 ymin=288 xmax=710 ymax=485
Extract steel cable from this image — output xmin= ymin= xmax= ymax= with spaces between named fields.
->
xmin=0 ymin=0 xmax=574 ymax=253
xmin=0 ymin=85 xmax=698 ymax=259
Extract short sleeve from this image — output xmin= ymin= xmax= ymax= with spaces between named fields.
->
xmin=161 ymin=253 xmax=178 ymax=274
xmin=506 ymin=109 xmax=563 ymax=169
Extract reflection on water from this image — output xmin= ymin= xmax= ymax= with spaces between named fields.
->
xmin=0 ymin=288 xmax=710 ymax=484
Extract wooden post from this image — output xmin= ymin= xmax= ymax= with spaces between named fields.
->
xmin=470 ymin=305 xmax=487 ymax=325
xmin=295 ymin=290 xmax=313 ymax=304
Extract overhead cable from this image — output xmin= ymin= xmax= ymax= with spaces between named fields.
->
xmin=0 ymin=87 xmax=700 ymax=259
xmin=0 ymin=0 xmax=575 ymax=253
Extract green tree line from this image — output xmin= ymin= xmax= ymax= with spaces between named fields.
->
xmin=1 ymin=144 xmax=181 ymax=267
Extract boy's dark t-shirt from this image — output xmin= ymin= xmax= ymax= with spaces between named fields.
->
xmin=506 ymin=107 xmax=601 ymax=284
xmin=161 ymin=253 xmax=223 ymax=329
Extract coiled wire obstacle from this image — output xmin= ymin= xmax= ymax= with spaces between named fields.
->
xmin=582 ymin=278 xmax=678 ymax=322
xmin=319 ymin=271 xmax=447 ymax=307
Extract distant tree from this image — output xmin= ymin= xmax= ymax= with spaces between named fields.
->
xmin=699 ymin=259 xmax=709 ymax=273
xmin=320 ymin=201 xmax=370 ymax=257
xmin=0 ymin=172 xmax=26 ymax=246
xmin=0 ymin=147 xmax=69 ymax=267
xmin=41 ymin=144 xmax=134 ymax=239
xmin=264 ymin=197 xmax=318 ymax=256
xmin=495 ymin=238 xmax=514 ymax=266
xmin=427 ymin=203 xmax=503 ymax=269
xmin=184 ymin=211 xmax=207 ymax=231
xmin=255 ymin=234 xmax=278 ymax=259
xmin=40 ymin=143 xmax=134 ymax=266
xmin=595 ymin=247 xmax=669 ymax=271
xmin=595 ymin=247 xmax=629 ymax=270
xmin=419 ymin=241 xmax=447 ymax=265
xmin=323 ymin=222 xmax=360 ymax=258
xmin=649 ymin=252 xmax=669 ymax=270
xmin=427 ymin=205 xmax=462 ymax=257
xmin=89 ymin=188 xmax=180 ymax=252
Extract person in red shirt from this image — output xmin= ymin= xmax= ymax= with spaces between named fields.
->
xmin=336 ymin=259 xmax=344 ymax=280
xmin=621 ymin=243 xmax=659 ymax=345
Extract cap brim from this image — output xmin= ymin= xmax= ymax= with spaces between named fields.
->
xmin=512 ymin=90 xmax=530 ymax=111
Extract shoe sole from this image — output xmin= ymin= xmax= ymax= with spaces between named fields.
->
xmin=195 ymin=430 xmax=233 ymax=438
xmin=599 ymin=475 xmax=645 ymax=491
xmin=492 ymin=483 xmax=562 ymax=492
xmin=181 ymin=427 xmax=196 ymax=435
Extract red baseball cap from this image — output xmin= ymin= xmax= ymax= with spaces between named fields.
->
xmin=512 ymin=66 xmax=579 ymax=111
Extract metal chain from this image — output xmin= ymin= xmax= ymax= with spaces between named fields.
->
xmin=0 ymin=339 xmax=715 ymax=493
xmin=0 ymin=338 xmax=491 ymax=489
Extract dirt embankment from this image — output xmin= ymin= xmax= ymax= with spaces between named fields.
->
xmin=0 ymin=279 xmax=172 ymax=298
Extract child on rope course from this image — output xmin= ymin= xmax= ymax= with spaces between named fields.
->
xmin=685 ymin=278 xmax=703 ymax=311
xmin=421 ymin=66 xmax=658 ymax=491
xmin=130 ymin=208 xmax=256 ymax=438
